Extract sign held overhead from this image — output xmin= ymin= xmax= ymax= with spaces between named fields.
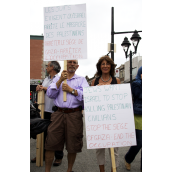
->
xmin=44 ymin=4 xmax=87 ymax=61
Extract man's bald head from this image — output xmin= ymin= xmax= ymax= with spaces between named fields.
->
xmin=67 ymin=60 xmax=78 ymax=64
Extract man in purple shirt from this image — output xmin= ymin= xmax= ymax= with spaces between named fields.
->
xmin=45 ymin=60 xmax=89 ymax=172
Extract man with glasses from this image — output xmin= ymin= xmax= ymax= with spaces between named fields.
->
xmin=44 ymin=60 xmax=89 ymax=172
xmin=31 ymin=61 xmax=64 ymax=167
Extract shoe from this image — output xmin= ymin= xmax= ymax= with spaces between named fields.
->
xmin=31 ymin=157 xmax=36 ymax=163
xmin=124 ymin=158 xmax=131 ymax=170
xmin=53 ymin=159 xmax=62 ymax=166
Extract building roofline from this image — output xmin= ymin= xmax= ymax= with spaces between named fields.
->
xmin=30 ymin=35 xmax=44 ymax=40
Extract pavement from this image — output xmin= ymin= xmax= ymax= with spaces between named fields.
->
xmin=30 ymin=117 xmax=141 ymax=172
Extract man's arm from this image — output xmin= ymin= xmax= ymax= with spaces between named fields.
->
xmin=74 ymin=77 xmax=89 ymax=101
xmin=62 ymin=76 xmax=89 ymax=101
xmin=56 ymin=78 xmax=63 ymax=89
xmin=62 ymin=83 xmax=78 ymax=96
xmin=46 ymin=76 xmax=60 ymax=99
xmin=131 ymin=82 xmax=141 ymax=98
xmin=39 ymin=85 xmax=47 ymax=91
xmin=46 ymin=70 xmax=68 ymax=99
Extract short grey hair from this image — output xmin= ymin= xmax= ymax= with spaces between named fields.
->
xmin=49 ymin=61 xmax=61 ymax=73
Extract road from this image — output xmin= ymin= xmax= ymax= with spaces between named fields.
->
xmin=30 ymin=118 xmax=141 ymax=172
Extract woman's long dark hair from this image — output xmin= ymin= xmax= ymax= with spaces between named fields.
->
xmin=95 ymin=56 xmax=115 ymax=77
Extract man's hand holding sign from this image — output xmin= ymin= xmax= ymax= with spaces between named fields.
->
xmin=56 ymin=70 xmax=68 ymax=88
xmin=56 ymin=61 xmax=79 ymax=96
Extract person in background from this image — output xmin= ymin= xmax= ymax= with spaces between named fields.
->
xmin=91 ymin=55 xmax=121 ymax=172
xmin=45 ymin=60 xmax=89 ymax=172
xmin=31 ymin=61 xmax=64 ymax=166
xmin=124 ymin=66 xmax=142 ymax=172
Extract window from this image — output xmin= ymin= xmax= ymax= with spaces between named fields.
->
xmin=132 ymin=68 xmax=137 ymax=76
xmin=120 ymin=70 xmax=125 ymax=78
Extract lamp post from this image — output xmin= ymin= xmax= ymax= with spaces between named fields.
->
xmin=121 ymin=30 xmax=142 ymax=84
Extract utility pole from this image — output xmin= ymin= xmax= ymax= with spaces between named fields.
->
xmin=111 ymin=7 xmax=114 ymax=61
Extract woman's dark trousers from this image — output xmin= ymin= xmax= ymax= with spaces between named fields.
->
xmin=125 ymin=129 xmax=142 ymax=170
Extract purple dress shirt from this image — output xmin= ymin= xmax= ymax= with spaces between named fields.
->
xmin=46 ymin=74 xmax=89 ymax=108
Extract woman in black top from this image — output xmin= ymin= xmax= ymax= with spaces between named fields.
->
xmin=91 ymin=56 xmax=120 ymax=172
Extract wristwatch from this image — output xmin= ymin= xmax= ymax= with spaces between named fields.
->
xmin=71 ymin=89 xmax=75 ymax=95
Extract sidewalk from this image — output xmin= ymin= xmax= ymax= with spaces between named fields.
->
xmin=30 ymin=119 xmax=141 ymax=172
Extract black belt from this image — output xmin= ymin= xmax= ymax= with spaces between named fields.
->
xmin=58 ymin=106 xmax=82 ymax=113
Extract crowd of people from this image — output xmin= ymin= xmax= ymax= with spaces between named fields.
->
xmin=31 ymin=56 xmax=142 ymax=172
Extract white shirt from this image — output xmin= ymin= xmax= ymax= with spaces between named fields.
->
xmin=42 ymin=74 xmax=58 ymax=113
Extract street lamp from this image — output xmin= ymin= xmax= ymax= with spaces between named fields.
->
xmin=130 ymin=30 xmax=142 ymax=54
xmin=121 ymin=30 xmax=142 ymax=84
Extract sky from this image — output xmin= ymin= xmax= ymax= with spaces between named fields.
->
xmin=30 ymin=0 xmax=142 ymax=78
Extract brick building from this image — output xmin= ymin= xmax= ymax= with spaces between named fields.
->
xmin=30 ymin=35 xmax=48 ymax=101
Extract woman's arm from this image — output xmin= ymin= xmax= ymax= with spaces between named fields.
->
xmin=116 ymin=78 xmax=121 ymax=84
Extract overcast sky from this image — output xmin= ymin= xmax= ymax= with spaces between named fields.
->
xmin=30 ymin=0 xmax=142 ymax=78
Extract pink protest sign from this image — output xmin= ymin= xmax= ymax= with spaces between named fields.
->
xmin=83 ymin=83 xmax=136 ymax=149
xmin=44 ymin=4 xmax=87 ymax=61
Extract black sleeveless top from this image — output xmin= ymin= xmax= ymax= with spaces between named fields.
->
xmin=94 ymin=76 xmax=117 ymax=86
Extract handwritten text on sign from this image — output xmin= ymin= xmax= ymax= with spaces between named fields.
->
xmin=83 ymin=84 xmax=136 ymax=149
xmin=44 ymin=4 xmax=87 ymax=61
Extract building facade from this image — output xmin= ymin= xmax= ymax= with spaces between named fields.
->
xmin=123 ymin=56 xmax=142 ymax=83
xmin=30 ymin=35 xmax=49 ymax=86
xmin=116 ymin=64 xmax=125 ymax=83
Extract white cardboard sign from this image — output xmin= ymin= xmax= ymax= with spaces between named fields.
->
xmin=83 ymin=83 xmax=136 ymax=149
xmin=44 ymin=4 xmax=87 ymax=61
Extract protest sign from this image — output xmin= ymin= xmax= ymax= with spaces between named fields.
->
xmin=44 ymin=4 xmax=87 ymax=61
xmin=83 ymin=83 xmax=136 ymax=149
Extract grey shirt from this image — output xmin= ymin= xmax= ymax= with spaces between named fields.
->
xmin=42 ymin=74 xmax=58 ymax=113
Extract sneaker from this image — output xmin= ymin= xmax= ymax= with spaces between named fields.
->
xmin=125 ymin=158 xmax=131 ymax=170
